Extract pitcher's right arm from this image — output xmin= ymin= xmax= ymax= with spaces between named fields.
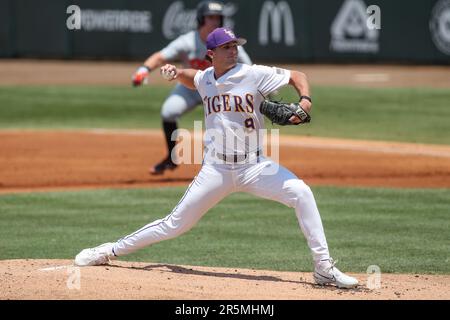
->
xmin=160 ymin=64 xmax=198 ymax=90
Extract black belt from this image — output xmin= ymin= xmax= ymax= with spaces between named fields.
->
xmin=216 ymin=150 xmax=261 ymax=163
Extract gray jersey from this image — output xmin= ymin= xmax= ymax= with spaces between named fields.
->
xmin=160 ymin=30 xmax=252 ymax=70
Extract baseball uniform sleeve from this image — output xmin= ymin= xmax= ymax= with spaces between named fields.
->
xmin=193 ymin=69 xmax=205 ymax=90
xmin=160 ymin=33 xmax=191 ymax=61
xmin=252 ymin=65 xmax=291 ymax=96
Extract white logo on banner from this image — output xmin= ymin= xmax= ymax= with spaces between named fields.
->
xmin=66 ymin=8 xmax=152 ymax=33
xmin=163 ymin=1 xmax=237 ymax=39
xmin=66 ymin=5 xmax=81 ymax=30
xmin=366 ymin=5 xmax=381 ymax=30
xmin=430 ymin=0 xmax=450 ymax=55
xmin=258 ymin=1 xmax=295 ymax=46
xmin=330 ymin=0 xmax=380 ymax=53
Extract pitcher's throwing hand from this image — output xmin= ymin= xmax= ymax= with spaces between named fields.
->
xmin=160 ymin=65 xmax=177 ymax=81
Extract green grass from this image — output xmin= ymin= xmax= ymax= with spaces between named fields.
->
xmin=275 ymin=86 xmax=450 ymax=144
xmin=0 ymin=86 xmax=169 ymax=129
xmin=0 ymin=85 xmax=450 ymax=144
xmin=0 ymin=186 xmax=448 ymax=274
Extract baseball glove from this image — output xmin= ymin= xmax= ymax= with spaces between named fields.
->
xmin=260 ymin=100 xmax=311 ymax=126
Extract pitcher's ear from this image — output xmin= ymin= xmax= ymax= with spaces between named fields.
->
xmin=206 ymin=49 xmax=214 ymax=61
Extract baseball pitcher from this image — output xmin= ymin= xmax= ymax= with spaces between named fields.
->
xmin=76 ymin=28 xmax=358 ymax=289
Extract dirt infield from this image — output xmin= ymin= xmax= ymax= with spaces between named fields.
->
xmin=1 ymin=130 xmax=450 ymax=194
xmin=1 ymin=130 xmax=450 ymax=299
xmin=1 ymin=59 xmax=450 ymax=88
xmin=1 ymin=259 xmax=449 ymax=300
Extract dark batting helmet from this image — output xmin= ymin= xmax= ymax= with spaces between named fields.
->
xmin=196 ymin=1 xmax=224 ymax=27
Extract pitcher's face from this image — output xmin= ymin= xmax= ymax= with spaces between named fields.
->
xmin=211 ymin=41 xmax=238 ymax=69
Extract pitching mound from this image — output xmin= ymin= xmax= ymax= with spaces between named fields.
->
xmin=1 ymin=259 xmax=449 ymax=300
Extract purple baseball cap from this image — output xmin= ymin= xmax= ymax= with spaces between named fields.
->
xmin=206 ymin=27 xmax=247 ymax=50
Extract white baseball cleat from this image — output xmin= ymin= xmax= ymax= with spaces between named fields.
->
xmin=314 ymin=258 xmax=359 ymax=289
xmin=74 ymin=242 xmax=117 ymax=266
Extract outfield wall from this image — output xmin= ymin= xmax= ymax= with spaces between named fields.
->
xmin=1 ymin=0 xmax=449 ymax=64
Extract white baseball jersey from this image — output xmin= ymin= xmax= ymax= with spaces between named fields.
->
xmin=194 ymin=63 xmax=290 ymax=155
xmin=161 ymin=30 xmax=252 ymax=70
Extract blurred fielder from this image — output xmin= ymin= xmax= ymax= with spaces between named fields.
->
xmin=132 ymin=1 xmax=252 ymax=175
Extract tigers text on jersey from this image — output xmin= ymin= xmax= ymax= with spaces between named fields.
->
xmin=194 ymin=63 xmax=290 ymax=155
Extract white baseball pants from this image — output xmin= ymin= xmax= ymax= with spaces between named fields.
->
xmin=113 ymin=156 xmax=330 ymax=264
